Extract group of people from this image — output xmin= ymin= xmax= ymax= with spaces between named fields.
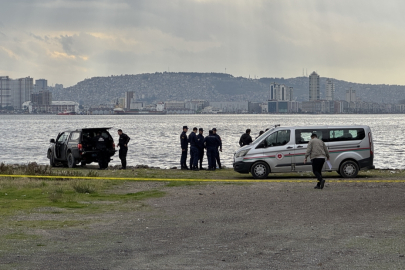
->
xmin=95 ymin=129 xmax=130 ymax=170
xmin=180 ymin=126 xmax=222 ymax=171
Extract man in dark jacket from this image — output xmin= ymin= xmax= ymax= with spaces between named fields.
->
xmin=94 ymin=132 xmax=108 ymax=170
xmin=188 ymin=127 xmax=199 ymax=171
xmin=180 ymin=126 xmax=189 ymax=170
xmin=117 ymin=129 xmax=130 ymax=170
xmin=196 ymin=128 xmax=205 ymax=169
xmin=239 ymin=129 xmax=253 ymax=147
xmin=212 ymin=128 xmax=222 ymax=169
xmin=204 ymin=130 xmax=221 ymax=170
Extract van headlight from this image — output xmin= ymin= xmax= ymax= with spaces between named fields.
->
xmin=235 ymin=149 xmax=249 ymax=158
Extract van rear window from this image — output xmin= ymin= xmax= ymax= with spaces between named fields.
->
xmin=329 ymin=129 xmax=365 ymax=141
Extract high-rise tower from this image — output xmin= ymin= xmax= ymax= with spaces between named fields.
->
xmin=325 ymin=79 xmax=335 ymax=101
xmin=309 ymin=71 xmax=320 ymax=101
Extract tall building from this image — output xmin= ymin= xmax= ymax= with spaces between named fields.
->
xmin=11 ymin=77 xmax=33 ymax=110
xmin=269 ymin=83 xmax=293 ymax=101
xmin=346 ymin=88 xmax=356 ymax=102
xmin=125 ymin=91 xmax=134 ymax=109
xmin=325 ymin=79 xmax=335 ymax=101
xmin=0 ymin=76 xmax=12 ymax=108
xmin=35 ymin=79 xmax=48 ymax=92
xmin=309 ymin=71 xmax=320 ymax=101
xmin=31 ymin=90 xmax=52 ymax=105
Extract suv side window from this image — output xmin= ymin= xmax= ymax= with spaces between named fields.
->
xmin=70 ymin=132 xmax=80 ymax=141
xmin=265 ymin=130 xmax=291 ymax=147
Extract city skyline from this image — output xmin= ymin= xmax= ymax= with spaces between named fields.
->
xmin=1 ymin=1 xmax=405 ymax=87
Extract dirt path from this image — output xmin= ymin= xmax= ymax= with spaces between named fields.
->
xmin=2 ymin=180 xmax=405 ymax=269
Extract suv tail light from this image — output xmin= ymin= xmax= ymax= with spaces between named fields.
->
xmin=78 ymin=143 xmax=83 ymax=151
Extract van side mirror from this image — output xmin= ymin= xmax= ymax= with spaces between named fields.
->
xmin=50 ymin=139 xmax=55 ymax=143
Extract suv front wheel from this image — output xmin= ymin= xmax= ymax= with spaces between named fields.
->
xmin=67 ymin=153 xmax=77 ymax=168
xmin=49 ymin=151 xmax=56 ymax=167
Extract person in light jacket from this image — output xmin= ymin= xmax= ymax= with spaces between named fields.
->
xmin=304 ymin=133 xmax=330 ymax=189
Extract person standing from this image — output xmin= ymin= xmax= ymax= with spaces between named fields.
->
xmin=188 ymin=127 xmax=199 ymax=171
xmin=180 ymin=126 xmax=189 ymax=170
xmin=204 ymin=130 xmax=221 ymax=170
xmin=197 ymin=128 xmax=205 ymax=170
xmin=117 ymin=129 xmax=130 ymax=170
xmin=94 ymin=132 xmax=108 ymax=170
xmin=239 ymin=129 xmax=253 ymax=147
xmin=304 ymin=133 xmax=330 ymax=189
xmin=212 ymin=128 xmax=222 ymax=169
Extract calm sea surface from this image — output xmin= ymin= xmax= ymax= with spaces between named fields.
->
xmin=0 ymin=114 xmax=403 ymax=169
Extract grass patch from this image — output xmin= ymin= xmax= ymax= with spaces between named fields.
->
xmin=72 ymin=181 xmax=96 ymax=194
xmin=165 ymin=181 xmax=204 ymax=187
xmin=4 ymin=233 xmax=39 ymax=240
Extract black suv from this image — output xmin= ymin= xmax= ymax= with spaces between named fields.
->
xmin=47 ymin=127 xmax=116 ymax=168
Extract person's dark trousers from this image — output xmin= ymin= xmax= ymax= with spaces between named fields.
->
xmin=198 ymin=147 xmax=204 ymax=168
xmin=181 ymin=149 xmax=188 ymax=168
xmin=119 ymin=146 xmax=128 ymax=169
xmin=207 ymin=147 xmax=216 ymax=170
xmin=215 ymin=150 xmax=221 ymax=168
xmin=98 ymin=150 xmax=108 ymax=169
xmin=311 ymin=158 xmax=325 ymax=183
xmin=190 ymin=146 xmax=199 ymax=168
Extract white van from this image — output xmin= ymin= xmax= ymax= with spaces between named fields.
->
xmin=233 ymin=125 xmax=374 ymax=179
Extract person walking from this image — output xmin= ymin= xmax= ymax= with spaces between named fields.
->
xmin=180 ymin=126 xmax=189 ymax=170
xmin=188 ymin=127 xmax=199 ymax=171
xmin=212 ymin=128 xmax=222 ymax=169
xmin=197 ymin=128 xmax=205 ymax=170
xmin=204 ymin=130 xmax=221 ymax=170
xmin=304 ymin=133 xmax=330 ymax=189
xmin=239 ymin=129 xmax=253 ymax=147
xmin=117 ymin=129 xmax=130 ymax=170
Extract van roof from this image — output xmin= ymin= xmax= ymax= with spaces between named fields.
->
xmin=273 ymin=125 xmax=370 ymax=129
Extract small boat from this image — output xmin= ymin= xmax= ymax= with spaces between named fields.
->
xmin=57 ymin=111 xmax=76 ymax=115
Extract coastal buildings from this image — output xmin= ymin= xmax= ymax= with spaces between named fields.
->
xmin=346 ymin=88 xmax=356 ymax=102
xmin=269 ymin=83 xmax=293 ymax=101
xmin=0 ymin=76 xmax=12 ymax=108
xmin=309 ymin=71 xmax=320 ymax=101
xmin=11 ymin=77 xmax=33 ymax=110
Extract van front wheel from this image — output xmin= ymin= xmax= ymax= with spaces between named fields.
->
xmin=339 ymin=160 xmax=359 ymax=178
xmin=251 ymin=162 xmax=269 ymax=179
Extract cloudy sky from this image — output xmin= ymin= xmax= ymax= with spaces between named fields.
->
xmin=1 ymin=0 xmax=405 ymax=87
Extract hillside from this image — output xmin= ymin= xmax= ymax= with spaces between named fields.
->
xmin=49 ymin=72 xmax=405 ymax=106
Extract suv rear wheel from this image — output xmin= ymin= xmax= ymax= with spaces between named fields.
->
xmin=67 ymin=153 xmax=76 ymax=168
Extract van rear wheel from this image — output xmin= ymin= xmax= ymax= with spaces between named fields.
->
xmin=339 ymin=160 xmax=359 ymax=178
xmin=251 ymin=162 xmax=270 ymax=179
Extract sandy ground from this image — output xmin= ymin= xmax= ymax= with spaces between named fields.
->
xmin=1 ymin=179 xmax=405 ymax=270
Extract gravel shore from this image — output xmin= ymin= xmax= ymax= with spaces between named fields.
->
xmin=1 ymin=179 xmax=405 ymax=269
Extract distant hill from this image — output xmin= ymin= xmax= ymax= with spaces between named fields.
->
xmin=49 ymin=72 xmax=405 ymax=105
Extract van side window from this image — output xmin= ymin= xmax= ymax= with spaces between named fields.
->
xmin=265 ymin=130 xmax=291 ymax=147
xmin=295 ymin=130 xmax=323 ymax=144
xmin=329 ymin=129 xmax=365 ymax=141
